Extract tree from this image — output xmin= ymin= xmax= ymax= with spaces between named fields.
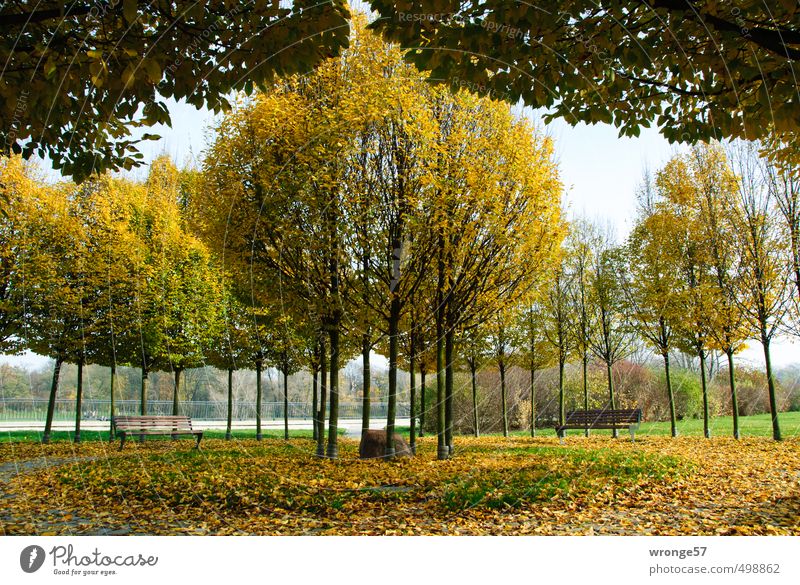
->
xmin=162 ymin=237 xmax=224 ymax=419
xmin=543 ymin=260 xmax=572 ymax=427
xmin=588 ymin=238 xmax=635 ymax=436
xmin=198 ymin=16 xmax=564 ymax=459
xmin=487 ymin=311 xmax=521 ymax=437
xmin=625 ymin=192 xmax=684 ymax=437
xmin=428 ymin=92 xmax=563 ymax=458
xmin=19 ymin=177 xmax=92 ymax=443
xmin=266 ymin=315 xmax=304 ymax=441
xmin=367 ymin=1 xmax=799 ymax=155
xmin=566 ymin=217 xmax=600 ymax=435
xmin=78 ymin=175 xmax=145 ymax=438
xmin=687 ymin=144 xmax=751 ymax=439
xmin=198 ymin=44 xmax=362 ymax=459
xmin=518 ymin=301 xmax=552 ymax=437
xmin=340 ymin=31 xmax=438 ymax=456
xmin=656 ymin=156 xmax=717 ymax=439
xmin=461 ymin=325 xmax=490 ymax=437
xmin=0 ymin=156 xmax=37 ymax=355
xmin=66 ymin=175 xmax=143 ymax=443
xmin=206 ymin=283 xmax=255 ymax=440
xmin=123 ymin=156 xmax=215 ymax=419
xmin=762 ymin=141 xmax=800 ymax=335
xmin=728 ymin=142 xmax=791 ymax=441
xmin=0 ymin=1 xmax=351 ymax=180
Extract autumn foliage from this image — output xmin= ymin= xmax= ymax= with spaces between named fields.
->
xmin=0 ymin=435 xmax=797 ymax=535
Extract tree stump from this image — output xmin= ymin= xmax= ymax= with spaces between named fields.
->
xmin=359 ymin=429 xmax=413 ymax=459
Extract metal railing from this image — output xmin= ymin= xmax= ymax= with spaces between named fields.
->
xmin=0 ymin=398 xmax=410 ymax=422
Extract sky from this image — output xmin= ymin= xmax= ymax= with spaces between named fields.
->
xmin=2 ymin=97 xmax=798 ymax=371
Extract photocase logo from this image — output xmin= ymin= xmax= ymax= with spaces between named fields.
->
xmin=20 ymin=545 xmax=46 ymax=573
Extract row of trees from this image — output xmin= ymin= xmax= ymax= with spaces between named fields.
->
xmin=0 ymin=21 xmax=565 ymax=458
xmin=493 ymin=141 xmax=797 ymax=443
xmin=0 ymin=155 xmax=232 ymax=441
xmin=2 ymin=21 xmax=797 ymax=453
xmin=195 ymin=17 xmax=564 ymax=459
xmin=1 ymin=153 xmax=344 ymax=443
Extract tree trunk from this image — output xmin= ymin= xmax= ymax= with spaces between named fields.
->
xmin=419 ymin=366 xmax=426 ymax=438
xmin=471 ymin=361 xmax=479 ymax=437
xmin=409 ymin=336 xmax=417 ymax=455
xmin=140 ymin=362 xmax=149 ymax=417
xmin=583 ymin=354 xmax=589 ymax=437
xmin=283 ymin=368 xmax=289 ymax=441
xmin=529 ymin=365 xmax=536 ymax=438
xmin=140 ymin=362 xmax=149 ymax=442
xmin=226 ymin=367 xmax=234 ymax=440
xmin=326 ymin=326 xmax=340 ymax=459
xmin=109 ymin=364 xmax=116 ymax=440
xmin=726 ymin=349 xmax=740 ymax=439
xmin=436 ymin=319 xmax=447 ymax=460
xmin=42 ymin=357 xmax=63 ymax=444
xmin=316 ymin=339 xmax=327 ymax=457
xmin=436 ymin=223 xmax=447 ymax=460
xmin=386 ymin=296 xmax=400 ymax=458
xmin=361 ymin=334 xmax=370 ymax=438
xmin=762 ymin=335 xmax=782 ymax=441
xmin=172 ymin=368 xmax=182 ymax=416
xmin=255 ymin=359 xmax=263 ymax=440
xmin=74 ymin=359 xmax=84 ymax=443
xmin=699 ymin=349 xmax=710 ymax=439
xmin=606 ymin=360 xmax=617 ymax=438
xmin=558 ymin=358 xmax=565 ymax=427
xmin=500 ymin=360 xmax=508 ymax=438
xmin=444 ymin=327 xmax=455 ymax=454
xmin=663 ymin=352 xmax=677 ymax=437
xmin=312 ymin=367 xmax=319 ymax=441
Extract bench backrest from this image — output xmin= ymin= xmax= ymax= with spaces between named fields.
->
xmin=113 ymin=415 xmax=194 ymax=432
xmin=564 ymin=409 xmax=642 ymax=425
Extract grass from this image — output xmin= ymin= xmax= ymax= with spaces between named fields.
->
xmin=505 ymin=410 xmax=800 ymax=439
xmin=2 ymin=412 xmax=797 ymax=444
xmin=440 ymin=445 xmax=688 ymax=511
xmin=0 ymin=428 xmax=329 ymax=443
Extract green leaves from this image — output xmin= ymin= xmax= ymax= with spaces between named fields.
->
xmin=367 ymin=0 xmax=799 ymax=146
xmin=1 ymin=1 xmax=352 ymax=180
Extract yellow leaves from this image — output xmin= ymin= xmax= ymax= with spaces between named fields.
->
xmin=1 ymin=435 xmax=798 ymax=535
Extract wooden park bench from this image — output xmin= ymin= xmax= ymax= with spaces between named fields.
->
xmin=555 ymin=408 xmax=642 ymax=443
xmin=112 ymin=415 xmax=203 ymax=451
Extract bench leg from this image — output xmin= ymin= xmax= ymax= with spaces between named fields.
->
xmin=629 ymin=427 xmax=635 ymax=442
xmin=195 ymin=433 xmax=203 ymax=450
xmin=119 ymin=432 xmax=126 ymax=451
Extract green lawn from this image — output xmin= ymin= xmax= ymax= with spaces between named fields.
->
xmin=510 ymin=411 xmax=800 ymax=438
xmin=0 ymin=428 xmax=325 ymax=443
xmin=2 ymin=412 xmax=798 ymax=443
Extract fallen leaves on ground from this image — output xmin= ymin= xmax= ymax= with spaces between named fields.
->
xmin=0 ymin=435 xmax=797 ymax=535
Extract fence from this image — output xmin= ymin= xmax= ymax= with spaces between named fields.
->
xmin=0 ymin=398 xmax=411 ymax=422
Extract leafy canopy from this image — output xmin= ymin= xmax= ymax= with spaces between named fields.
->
xmin=366 ymin=1 xmax=799 ymax=149
xmin=0 ymin=0 xmax=351 ymax=181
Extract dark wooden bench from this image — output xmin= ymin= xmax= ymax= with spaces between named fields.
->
xmin=555 ymin=408 xmax=642 ymax=442
xmin=112 ymin=415 xmax=203 ymax=451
